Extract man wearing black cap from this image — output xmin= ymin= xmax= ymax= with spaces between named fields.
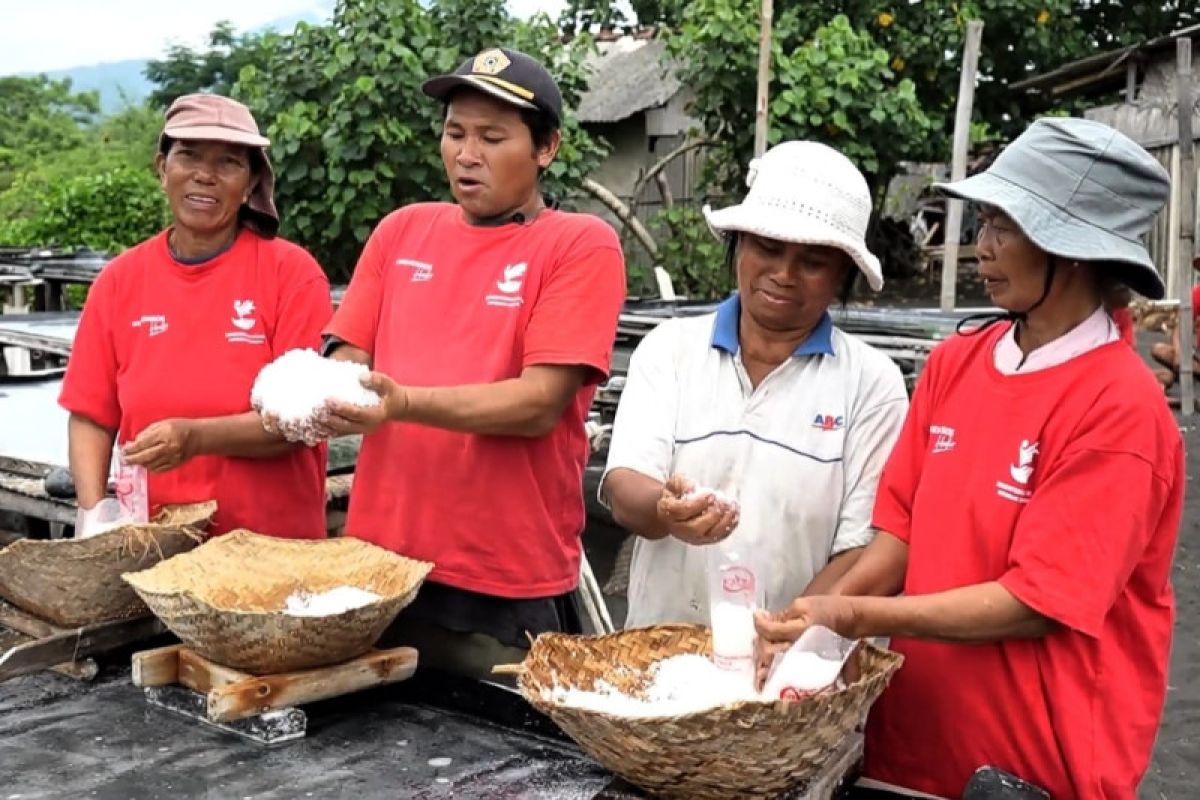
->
xmin=316 ymin=48 xmax=626 ymax=679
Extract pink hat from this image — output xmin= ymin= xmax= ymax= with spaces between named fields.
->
xmin=158 ymin=94 xmax=279 ymax=237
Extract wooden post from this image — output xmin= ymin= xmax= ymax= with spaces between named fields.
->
xmin=1177 ymin=38 xmax=1195 ymax=416
xmin=1125 ymin=59 xmax=1138 ymax=105
xmin=753 ymin=0 xmax=774 ymax=158
xmin=940 ymin=20 xmax=985 ymax=312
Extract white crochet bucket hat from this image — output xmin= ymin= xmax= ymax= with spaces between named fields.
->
xmin=703 ymin=141 xmax=884 ymax=291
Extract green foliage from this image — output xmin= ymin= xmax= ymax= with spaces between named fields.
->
xmin=651 ymin=206 xmax=731 ymax=299
xmin=144 ymin=21 xmax=274 ymax=109
xmin=559 ymin=0 xmax=687 ymax=35
xmin=0 ymin=76 xmax=100 ymax=189
xmin=0 ymin=166 xmax=167 ymax=252
xmin=235 ymin=0 xmax=608 ymax=280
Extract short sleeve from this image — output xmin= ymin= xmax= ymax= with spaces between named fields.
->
xmin=599 ymin=323 xmax=680 ymax=502
xmin=871 ymin=355 xmax=937 ymax=544
xmin=58 ymin=269 xmax=121 ymax=430
xmin=522 ymin=233 xmax=626 ymax=384
xmin=832 ymin=361 xmax=908 ymax=554
xmin=999 ymin=446 xmax=1177 ymax=637
xmin=272 ymin=252 xmax=333 ymax=357
xmin=324 ymin=217 xmax=393 ymax=353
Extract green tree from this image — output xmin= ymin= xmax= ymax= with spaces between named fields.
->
xmin=0 ymin=76 xmax=99 ymax=188
xmin=235 ymin=0 xmax=608 ymax=280
xmin=144 ymin=21 xmax=274 ymax=108
xmin=0 ymin=166 xmax=167 ymax=252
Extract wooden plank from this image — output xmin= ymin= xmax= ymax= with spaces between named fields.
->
xmin=940 ymin=20 xmax=985 ymax=312
xmin=1178 ymin=38 xmax=1196 ymax=417
xmin=178 ymin=648 xmax=251 ymax=694
xmin=0 ymin=600 xmax=62 ymax=638
xmin=0 ymin=487 xmax=75 ymax=525
xmin=206 ymin=647 xmax=418 ymax=723
xmin=753 ymin=0 xmax=774 ymax=158
xmin=132 ymin=644 xmax=184 ymax=688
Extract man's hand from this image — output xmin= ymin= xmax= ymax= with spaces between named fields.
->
xmin=655 ymin=475 xmax=739 ymax=546
xmin=316 ymin=372 xmax=405 ymax=438
xmin=753 ymin=596 xmax=858 ymax=689
xmin=122 ymin=419 xmax=198 ymax=473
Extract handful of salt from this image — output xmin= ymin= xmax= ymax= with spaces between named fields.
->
xmin=251 ymin=349 xmax=382 ymax=445
xmin=761 ymin=625 xmax=858 ymax=701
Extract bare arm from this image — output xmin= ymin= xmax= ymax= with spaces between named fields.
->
xmin=68 ymin=413 xmax=116 ymax=509
xmin=327 ymin=341 xmax=371 ymax=367
xmin=829 ymin=529 xmax=909 ymax=597
xmin=802 ymin=547 xmax=865 ymax=596
xmin=603 ymin=467 xmax=671 ymax=539
xmin=189 ymin=412 xmax=296 ymax=459
xmin=843 ymin=582 xmax=1057 ymax=642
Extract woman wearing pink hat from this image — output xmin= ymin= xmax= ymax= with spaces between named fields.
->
xmin=59 ymin=94 xmax=332 ymax=539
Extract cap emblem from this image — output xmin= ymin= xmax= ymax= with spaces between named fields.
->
xmin=473 ymin=49 xmax=511 ymax=76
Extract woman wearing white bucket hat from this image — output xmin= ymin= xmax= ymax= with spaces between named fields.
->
xmin=756 ymin=118 xmax=1183 ymax=799
xmin=601 ymin=141 xmax=907 ymax=632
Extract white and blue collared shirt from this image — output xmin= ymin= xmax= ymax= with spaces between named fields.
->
xmin=602 ymin=294 xmax=909 ymax=627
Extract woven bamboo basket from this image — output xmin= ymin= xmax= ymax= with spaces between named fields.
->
xmin=517 ymin=624 xmax=903 ymax=800
xmin=0 ymin=501 xmax=216 ymax=627
xmin=123 ymin=530 xmax=433 ymax=674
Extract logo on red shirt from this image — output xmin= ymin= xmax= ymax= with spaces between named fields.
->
xmin=226 ymin=299 xmax=265 ymax=345
xmin=996 ymin=438 xmax=1038 ymax=503
xmin=812 ymin=414 xmax=844 ymax=431
xmin=397 ymin=258 xmax=433 ymax=282
xmin=930 ymin=424 xmax=956 ymax=453
xmin=486 ymin=262 xmax=527 ymax=308
xmin=131 ymin=315 xmax=168 ymax=337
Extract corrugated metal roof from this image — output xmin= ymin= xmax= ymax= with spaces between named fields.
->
xmin=576 ymin=39 xmax=682 ymax=124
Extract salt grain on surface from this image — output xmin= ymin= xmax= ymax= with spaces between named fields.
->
xmin=284 ymin=586 xmax=381 ymax=617
xmin=428 ymin=757 xmax=453 ymax=768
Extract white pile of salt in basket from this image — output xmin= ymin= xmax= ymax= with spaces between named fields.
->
xmin=251 ymin=348 xmax=381 ymax=428
xmin=551 ymin=654 xmax=760 ymax=717
xmin=284 ymin=586 xmax=381 ymax=617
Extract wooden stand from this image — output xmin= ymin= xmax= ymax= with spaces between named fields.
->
xmin=132 ymin=644 xmax=418 ymax=744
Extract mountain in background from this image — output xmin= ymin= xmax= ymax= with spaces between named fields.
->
xmin=25 ymin=4 xmax=334 ymax=114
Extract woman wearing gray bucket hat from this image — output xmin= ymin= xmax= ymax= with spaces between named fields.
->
xmin=59 ymin=94 xmax=332 ymax=541
xmin=603 ymin=140 xmax=907 ymax=635
xmin=755 ymin=118 xmax=1183 ymax=799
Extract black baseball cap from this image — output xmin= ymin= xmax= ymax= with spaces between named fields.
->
xmin=422 ymin=47 xmax=563 ymax=127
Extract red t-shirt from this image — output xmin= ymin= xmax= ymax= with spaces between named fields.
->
xmin=60 ymin=229 xmax=332 ymax=539
xmin=326 ymin=203 xmax=626 ymax=597
xmin=867 ymin=325 xmax=1181 ymax=799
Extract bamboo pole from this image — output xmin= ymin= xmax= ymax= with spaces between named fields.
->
xmin=1177 ymin=38 xmax=1195 ymax=416
xmin=753 ymin=0 xmax=774 ymax=158
xmin=940 ymin=20 xmax=985 ymax=312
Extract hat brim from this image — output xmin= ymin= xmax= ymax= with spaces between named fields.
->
xmin=162 ymin=124 xmax=269 ymax=148
xmin=422 ymin=75 xmax=539 ymax=113
xmin=703 ymin=203 xmax=885 ymax=292
xmin=935 ymin=172 xmax=1165 ymax=300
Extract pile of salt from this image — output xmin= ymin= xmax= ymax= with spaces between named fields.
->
xmin=251 ymin=349 xmax=382 ymax=445
xmin=283 ymin=585 xmax=381 ymax=617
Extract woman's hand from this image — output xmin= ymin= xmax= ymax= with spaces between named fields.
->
xmin=315 ymin=372 xmax=407 ymax=438
xmin=654 ymin=475 xmax=739 ymax=546
xmin=122 ymin=419 xmax=198 ymax=473
xmin=753 ymin=596 xmax=858 ymax=689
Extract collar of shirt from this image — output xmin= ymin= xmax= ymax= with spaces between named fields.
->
xmin=710 ymin=293 xmax=837 ymax=357
xmin=993 ymin=305 xmax=1118 ymax=375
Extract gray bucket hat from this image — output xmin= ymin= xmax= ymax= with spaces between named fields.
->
xmin=935 ymin=117 xmax=1171 ymax=299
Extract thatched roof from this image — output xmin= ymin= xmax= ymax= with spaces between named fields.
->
xmin=576 ymin=39 xmax=682 ymax=124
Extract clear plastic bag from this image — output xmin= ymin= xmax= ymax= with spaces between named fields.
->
xmin=75 ymin=447 xmax=148 ymax=539
xmin=761 ymin=625 xmax=859 ymax=701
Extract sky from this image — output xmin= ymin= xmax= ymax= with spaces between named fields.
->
xmin=0 ymin=0 xmax=567 ymax=76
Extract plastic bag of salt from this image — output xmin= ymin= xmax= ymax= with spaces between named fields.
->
xmin=761 ymin=625 xmax=858 ymax=701
xmin=706 ymin=533 xmax=763 ymax=685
